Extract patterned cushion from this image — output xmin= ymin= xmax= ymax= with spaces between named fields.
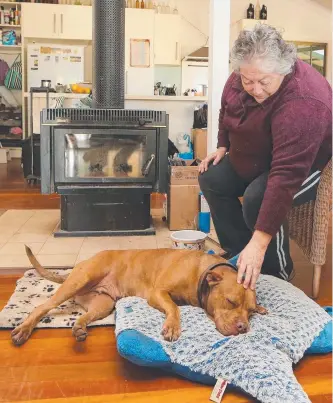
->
xmin=115 ymin=275 xmax=332 ymax=403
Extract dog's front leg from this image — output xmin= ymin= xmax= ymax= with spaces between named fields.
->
xmin=148 ymin=291 xmax=181 ymax=342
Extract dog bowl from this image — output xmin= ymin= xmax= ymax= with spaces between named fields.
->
xmin=170 ymin=230 xmax=207 ymax=251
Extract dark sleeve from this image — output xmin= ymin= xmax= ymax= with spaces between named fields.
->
xmin=255 ymin=99 xmax=331 ymax=236
xmin=217 ymin=74 xmax=235 ymax=149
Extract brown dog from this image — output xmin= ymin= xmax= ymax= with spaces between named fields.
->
xmin=11 ymin=247 xmax=267 ymax=346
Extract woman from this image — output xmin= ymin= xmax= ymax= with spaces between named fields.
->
xmin=198 ymin=24 xmax=332 ymax=291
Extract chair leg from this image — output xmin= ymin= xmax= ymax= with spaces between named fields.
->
xmin=312 ymin=264 xmax=322 ymax=299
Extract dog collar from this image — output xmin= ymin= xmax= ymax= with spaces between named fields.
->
xmin=197 ymin=262 xmax=238 ymax=310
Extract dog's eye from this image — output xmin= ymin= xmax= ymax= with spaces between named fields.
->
xmin=226 ymin=298 xmax=236 ymax=306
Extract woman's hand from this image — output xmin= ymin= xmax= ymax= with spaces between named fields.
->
xmin=199 ymin=147 xmax=227 ymax=173
xmin=237 ymin=231 xmax=272 ymax=290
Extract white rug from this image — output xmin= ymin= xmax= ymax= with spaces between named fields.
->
xmin=0 ymin=269 xmax=115 ymax=329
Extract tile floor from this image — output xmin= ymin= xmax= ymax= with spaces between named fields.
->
xmin=0 ymin=209 xmax=220 ymax=270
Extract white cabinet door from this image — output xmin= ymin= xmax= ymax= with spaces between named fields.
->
xmin=125 ymin=9 xmax=155 ymax=96
xmin=154 ymin=14 xmax=181 ymax=65
xmin=22 ymin=4 xmax=92 ymax=40
xmin=22 ymin=4 xmax=59 ymax=39
xmin=58 ymin=5 xmax=92 ymax=40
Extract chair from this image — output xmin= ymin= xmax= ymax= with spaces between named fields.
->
xmin=288 ymin=159 xmax=332 ymax=299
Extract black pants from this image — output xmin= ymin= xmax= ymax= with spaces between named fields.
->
xmin=198 ymin=155 xmax=321 ymax=280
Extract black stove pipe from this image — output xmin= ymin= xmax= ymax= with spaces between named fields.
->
xmin=92 ymin=0 xmax=125 ymax=109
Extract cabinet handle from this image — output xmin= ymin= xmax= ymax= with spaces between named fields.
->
xmin=61 ymin=14 xmax=63 ymax=34
xmin=175 ymin=42 xmax=178 ymax=61
xmin=53 ymin=13 xmax=56 ymax=34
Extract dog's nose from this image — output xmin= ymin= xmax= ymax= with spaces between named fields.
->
xmin=236 ymin=322 xmax=248 ymax=333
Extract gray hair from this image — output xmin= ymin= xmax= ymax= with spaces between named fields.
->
xmin=230 ymin=24 xmax=297 ymax=75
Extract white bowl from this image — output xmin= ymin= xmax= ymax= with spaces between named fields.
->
xmin=170 ymin=230 xmax=207 ymax=251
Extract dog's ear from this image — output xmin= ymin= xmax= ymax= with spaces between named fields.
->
xmin=206 ymin=272 xmax=223 ymax=287
xmin=255 ymin=305 xmax=268 ymax=315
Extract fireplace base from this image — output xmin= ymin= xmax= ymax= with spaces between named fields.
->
xmin=53 ymin=222 xmax=156 ymax=238
xmin=55 ymin=186 xmax=155 ymax=237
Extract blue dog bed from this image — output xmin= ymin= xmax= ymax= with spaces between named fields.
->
xmin=115 ymin=260 xmax=332 ymax=403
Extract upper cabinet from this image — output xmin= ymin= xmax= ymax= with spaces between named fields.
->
xmin=21 ymin=4 xmax=92 ymax=41
xmin=154 ymin=14 xmax=181 ymax=65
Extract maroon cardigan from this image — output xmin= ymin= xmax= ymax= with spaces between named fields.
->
xmin=217 ymin=59 xmax=332 ymax=236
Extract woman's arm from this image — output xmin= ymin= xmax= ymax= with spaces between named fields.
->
xmin=255 ymin=98 xmax=331 ymax=237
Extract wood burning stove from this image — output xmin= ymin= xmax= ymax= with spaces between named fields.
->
xmin=39 ymin=0 xmax=169 ymax=237
xmin=40 ymin=109 xmax=168 ymax=236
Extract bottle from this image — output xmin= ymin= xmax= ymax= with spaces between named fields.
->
xmin=164 ymin=0 xmax=170 ymax=13
xmin=0 ymin=7 xmax=4 ymax=25
xmin=255 ymin=0 xmax=260 ymax=19
xmin=198 ymin=192 xmax=211 ymax=234
xmin=15 ymin=7 xmax=19 ymax=25
xmin=260 ymin=4 xmax=267 ymax=20
xmin=246 ymin=3 xmax=254 ymax=19
xmin=140 ymin=0 xmax=145 ymax=8
xmin=10 ymin=8 xmax=15 ymax=25
xmin=135 ymin=0 xmax=140 ymax=8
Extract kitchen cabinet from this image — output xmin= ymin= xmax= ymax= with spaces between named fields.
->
xmin=125 ymin=9 xmax=155 ymax=96
xmin=154 ymin=14 xmax=181 ymax=66
xmin=21 ymin=4 xmax=92 ymax=40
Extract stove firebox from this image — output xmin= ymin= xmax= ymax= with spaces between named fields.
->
xmin=40 ymin=0 xmax=169 ymax=237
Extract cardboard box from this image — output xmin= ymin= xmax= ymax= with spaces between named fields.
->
xmin=192 ymin=128 xmax=207 ymax=161
xmin=169 ymin=160 xmax=199 ymax=185
xmin=167 ymin=184 xmax=200 ymax=230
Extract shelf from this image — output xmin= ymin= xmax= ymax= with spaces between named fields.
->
xmin=125 ymin=95 xmax=208 ymax=101
xmin=0 ymin=44 xmax=21 ymax=48
xmin=0 ymin=24 xmax=21 ymax=28
xmin=24 ymin=93 xmax=208 ymax=101
xmin=23 ymin=92 xmax=88 ymax=98
xmin=0 ymin=2 xmax=22 ymax=5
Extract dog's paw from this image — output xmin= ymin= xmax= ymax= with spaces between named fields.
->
xmin=11 ymin=324 xmax=32 ymax=346
xmin=161 ymin=319 xmax=181 ymax=342
xmin=255 ymin=305 xmax=268 ymax=315
xmin=72 ymin=324 xmax=88 ymax=342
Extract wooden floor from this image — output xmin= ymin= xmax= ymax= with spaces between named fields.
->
xmin=0 ymin=159 xmax=332 ymax=402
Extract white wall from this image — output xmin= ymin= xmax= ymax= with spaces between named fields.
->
xmin=230 ymin=0 xmax=332 ymax=83
xmin=126 ymin=98 xmax=204 ymax=143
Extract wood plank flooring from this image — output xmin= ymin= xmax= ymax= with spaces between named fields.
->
xmin=0 ymin=159 xmax=331 ymax=402
xmin=0 ymin=276 xmax=331 ymax=403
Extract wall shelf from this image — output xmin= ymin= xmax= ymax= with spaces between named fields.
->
xmin=0 ymin=44 xmax=21 ymax=48
xmin=0 ymin=24 xmax=21 ymax=28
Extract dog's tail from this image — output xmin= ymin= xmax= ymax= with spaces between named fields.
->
xmin=25 ymin=245 xmax=69 ymax=284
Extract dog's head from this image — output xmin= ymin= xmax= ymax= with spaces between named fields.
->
xmin=203 ymin=267 xmax=267 ymax=336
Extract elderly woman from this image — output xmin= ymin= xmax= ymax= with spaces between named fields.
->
xmin=198 ymin=24 xmax=332 ymax=290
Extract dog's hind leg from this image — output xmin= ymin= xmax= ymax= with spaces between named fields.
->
xmin=11 ymin=263 xmax=99 ymax=346
xmin=72 ymin=293 xmax=115 ymax=341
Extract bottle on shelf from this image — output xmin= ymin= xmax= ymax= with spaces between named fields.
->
xmin=255 ymin=0 xmax=260 ymax=19
xmin=15 ymin=7 xmax=19 ymax=25
xmin=135 ymin=0 xmax=140 ymax=8
xmin=246 ymin=3 xmax=254 ymax=19
xmin=147 ymin=0 xmax=153 ymax=9
xmin=260 ymin=4 xmax=267 ymax=20
xmin=140 ymin=0 xmax=145 ymax=8
xmin=0 ymin=8 xmax=4 ymax=25
xmin=164 ymin=0 xmax=170 ymax=13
